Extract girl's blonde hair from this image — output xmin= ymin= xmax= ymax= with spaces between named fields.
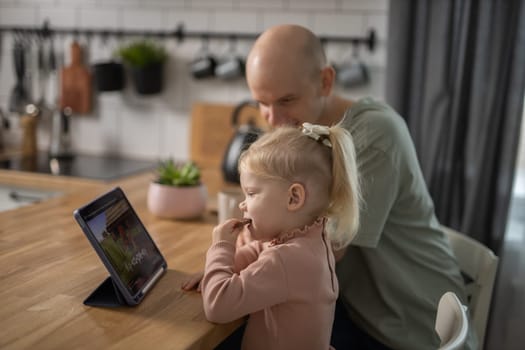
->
xmin=238 ymin=122 xmax=361 ymax=249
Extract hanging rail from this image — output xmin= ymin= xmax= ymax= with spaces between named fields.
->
xmin=0 ymin=21 xmax=377 ymax=52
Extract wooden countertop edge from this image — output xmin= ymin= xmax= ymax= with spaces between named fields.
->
xmin=0 ymin=168 xmax=103 ymax=191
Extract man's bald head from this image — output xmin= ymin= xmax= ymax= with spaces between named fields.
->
xmin=245 ymin=24 xmax=337 ymax=127
xmin=247 ymin=25 xmax=327 ymax=81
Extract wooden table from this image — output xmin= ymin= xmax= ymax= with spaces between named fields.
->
xmin=0 ymin=169 xmax=243 ymax=350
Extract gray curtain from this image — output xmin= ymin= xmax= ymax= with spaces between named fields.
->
xmin=385 ymin=0 xmax=525 ymax=254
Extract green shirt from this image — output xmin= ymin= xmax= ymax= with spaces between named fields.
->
xmin=337 ymin=98 xmax=478 ymax=349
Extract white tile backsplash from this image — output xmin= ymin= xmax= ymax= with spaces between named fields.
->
xmin=313 ymin=13 xmax=364 ymax=36
xmin=0 ymin=6 xmax=38 ymax=26
xmin=37 ymin=8 xmax=78 ymax=28
xmin=187 ymin=0 xmax=235 ymax=10
xmin=211 ymin=11 xmax=258 ymax=33
xmin=288 ymin=0 xmax=338 ymax=11
xmin=79 ymin=8 xmax=121 ymax=30
xmin=160 ymin=109 xmax=190 ymax=161
xmin=117 ymin=98 xmax=163 ymax=158
xmin=260 ymin=12 xmax=312 ymax=31
xmin=122 ymin=8 xmax=166 ymax=31
xmin=166 ymin=10 xmax=211 ymax=32
xmin=341 ymin=0 xmax=389 ymax=12
xmin=0 ymin=0 xmax=390 ymax=161
xmin=237 ymin=0 xmax=284 ymax=10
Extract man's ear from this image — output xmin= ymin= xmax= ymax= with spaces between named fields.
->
xmin=287 ymin=183 xmax=306 ymax=211
xmin=320 ymin=65 xmax=335 ymax=97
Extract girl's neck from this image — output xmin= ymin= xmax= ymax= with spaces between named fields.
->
xmin=269 ymin=217 xmax=326 ymax=246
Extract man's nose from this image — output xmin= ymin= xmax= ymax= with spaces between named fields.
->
xmin=264 ymin=105 xmax=286 ymax=127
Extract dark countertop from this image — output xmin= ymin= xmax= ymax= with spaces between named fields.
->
xmin=0 ymin=152 xmax=157 ymax=180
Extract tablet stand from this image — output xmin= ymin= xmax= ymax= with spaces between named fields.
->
xmin=83 ymin=276 xmax=129 ymax=307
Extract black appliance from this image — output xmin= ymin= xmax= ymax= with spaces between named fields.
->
xmin=0 ymin=152 xmax=157 ymax=181
xmin=221 ymin=100 xmax=263 ymax=184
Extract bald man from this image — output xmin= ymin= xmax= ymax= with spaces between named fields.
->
xmin=183 ymin=25 xmax=477 ymax=350
xmin=244 ymin=25 xmax=477 ymax=350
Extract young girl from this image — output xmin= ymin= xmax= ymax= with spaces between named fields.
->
xmin=200 ymin=122 xmax=360 ymax=350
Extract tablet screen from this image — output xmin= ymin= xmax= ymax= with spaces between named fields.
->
xmin=78 ymin=188 xmax=165 ymax=298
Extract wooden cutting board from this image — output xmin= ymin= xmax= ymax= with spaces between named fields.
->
xmin=190 ymin=102 xmax=268 ymax=169
xmin=60 ymin=41 xmax=92 ymax=114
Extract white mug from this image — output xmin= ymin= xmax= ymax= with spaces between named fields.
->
xmin=217 ymin=189 xmax=244 ymax=223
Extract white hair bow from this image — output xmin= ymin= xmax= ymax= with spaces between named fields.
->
xmin=301 ymin=122 xmax=332 ymax=147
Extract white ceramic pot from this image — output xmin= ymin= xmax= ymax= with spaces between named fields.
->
xmin=147 ymin=182 xmax=207 ymax=219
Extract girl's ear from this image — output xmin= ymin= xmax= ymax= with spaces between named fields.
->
xmin=287 ymin=183 xmax=306 ymax=211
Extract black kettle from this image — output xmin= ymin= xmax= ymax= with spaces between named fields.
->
xmin=221 ymin=100 xmax=263 ymax=184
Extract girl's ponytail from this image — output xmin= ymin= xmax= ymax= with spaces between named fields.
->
xmin=325 ymin=123 xmax=361 ymax=250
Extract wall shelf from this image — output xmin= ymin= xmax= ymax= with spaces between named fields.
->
xmin=0 ymin=21 xmax=377 ymax=52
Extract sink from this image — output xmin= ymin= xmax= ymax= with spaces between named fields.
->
xmin=0 ymin=185 xmax=62 ymax=212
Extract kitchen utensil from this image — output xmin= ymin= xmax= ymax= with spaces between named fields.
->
xmin=60 ymin=41 xmax=92 ymax=114
xmin=49 ymin=106 xmax=73 ymax=159
xmin=20 ymin=104 xmax=40 ymax=156
xmin=221 ymin=100 xmax=263 ymax=184
xmin=32 ymin=38 xmax=54 ymax=121
xmin=9 ymin=38 xmax=31 ymax=114
xmin=0 ymin=107 xmax=10 ymax=152
xmin=36 ymin=39 xmax=46 ymax=103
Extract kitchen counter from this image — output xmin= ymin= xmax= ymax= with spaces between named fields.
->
xmin=0 ymin=167 xmax=243 ymax=349
xmin=0 ymin=151 xmax=158 ymax=180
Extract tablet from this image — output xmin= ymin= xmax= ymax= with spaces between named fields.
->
xmin=74 ymin=187 xmax=167 ymax=306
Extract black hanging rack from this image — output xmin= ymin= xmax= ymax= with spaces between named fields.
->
xmin=0 ymin=21 xmax=377 ymax=52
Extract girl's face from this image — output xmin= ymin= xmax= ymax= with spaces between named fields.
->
xmin=239 ymin=169 xmax=292 ymax=241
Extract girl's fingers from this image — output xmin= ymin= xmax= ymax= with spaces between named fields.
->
xmin=181 ymin=272 xmax=204 ymax=292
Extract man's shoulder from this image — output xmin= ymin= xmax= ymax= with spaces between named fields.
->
xmin=347 ymin=98 xmax=403 ymax=125
xmin=341 ymin=98 xmax=409 ymax=151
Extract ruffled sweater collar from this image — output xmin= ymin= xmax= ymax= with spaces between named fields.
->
xmin=269 ymin=217 xmax=326 ymax=246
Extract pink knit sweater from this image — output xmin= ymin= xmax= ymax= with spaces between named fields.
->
xmin=202 ymin=219 xmax=338 ymax=350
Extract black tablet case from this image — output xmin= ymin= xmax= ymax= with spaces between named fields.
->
xmin=75 ymin=187 xmax=166 ymax=308
xmin=84 ymin=276 xmax=128 ymax=307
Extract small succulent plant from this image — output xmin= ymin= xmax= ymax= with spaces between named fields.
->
xmin=155 ymin=160 xmax=201 ymax=187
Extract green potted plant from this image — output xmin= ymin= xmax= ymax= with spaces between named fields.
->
xmin=117 ymin=40 xmax=167 ymax=95
xmin=147 ymin=160 xmax=207 ymax=219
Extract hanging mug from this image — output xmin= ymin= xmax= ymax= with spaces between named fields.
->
xmin=215 ymin=56 xmax=244 ymax=80
xmin=336 ymin=60 xmax=369 ymax=88
xmin=191 ymin=37 xmax=216 ymax=79
xmin=93 ymin=61 xmax=125 ymax=92
xmin=215 ymin=37 xmax=245 ymax=80
xmin=335 ymin=42 xmax=369 ymax=88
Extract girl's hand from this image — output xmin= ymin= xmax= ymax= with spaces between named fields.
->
xmin=212 ymin=218 xmax=251 ymax=245
xmin=236 ymin=226 xmax=254 ymax=248
xmin=181 ymin=272 xmax=204 ymax=292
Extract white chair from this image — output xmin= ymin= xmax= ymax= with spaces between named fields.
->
xmin=441 ymin=226 xmax=499 ymax=347
xmin=435 ymin=291 xmax=469 ymax=350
